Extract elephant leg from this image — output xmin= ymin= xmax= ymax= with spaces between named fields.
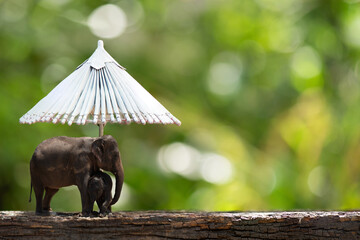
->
xmin=77 ymin=175 xmax=91 ymax=216
xmin=103 ymin=191 xmax=112 ymax=214
xmin=89 ymin=200 xmax=96 ymax=214
xmin=98 ymin=194 xmax=111 ymax=215
xmin=33 ymin=183 xmax=45 ymax=215
xmin=88 ymin=191 xmax=97 ymax=213
xmin=43 ymin=188 xmax=59 ymax=211
xmin=96 ymin=199 xmax=106 ymax=215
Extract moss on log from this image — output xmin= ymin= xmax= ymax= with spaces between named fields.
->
xmin=0 ymin=211 xmax=359 ymax=239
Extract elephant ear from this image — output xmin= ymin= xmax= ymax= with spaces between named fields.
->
xmin=91 ymin=138 xmax=105 ymax=164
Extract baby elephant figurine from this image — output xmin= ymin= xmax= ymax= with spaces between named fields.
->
xmin=88 ymin=171 xmax=113 ymax=216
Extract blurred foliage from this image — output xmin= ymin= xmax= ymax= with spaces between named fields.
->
xmin=1 ymin=0 xmax=360 ymax=212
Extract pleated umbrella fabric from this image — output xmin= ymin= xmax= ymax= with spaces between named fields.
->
xmin=19 ymin=40 xmax=181 ymax=126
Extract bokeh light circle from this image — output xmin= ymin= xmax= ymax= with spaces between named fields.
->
xmin=87 ymin=4 xmax=127 ymax=39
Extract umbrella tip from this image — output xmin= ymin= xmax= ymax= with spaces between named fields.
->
xmin=98 ymin=40 xmax=104 ymax=48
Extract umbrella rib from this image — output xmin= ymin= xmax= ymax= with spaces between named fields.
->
xmin=103 ymin=65 xmax=130 ymax=123
xmin=105 ymin=64 xmax=137 ymax=123
xmin=107 ymin=63 xmax=144 ymax=124
xmin=115 ymin=70 xmax=147 ymax=124
xmin=68 ymin=68 xmax=94 ymax=125
xmin=103 ymin=66 xmax=123 ymax=123
xmin=123 ymin=70 xmax=180 ymax=125
xmin=93 ymin=70 xmax=101 ymax=124
xmin=77 ymin=68 xmax=97 ymax=125
xmin=100 ymin=68 xmax=115 ymax=123
xmin=83 ymin=68 xmax=97 ymax=124
xmin=53 ymin=66 xmax=89 ymax=123
xmin=120 ymin=67 xmax=164 ymax=114
xmin=120 ymin=67 xmax=167 ymax=116
xmin=26 ymin=70 xmax=73 ymax=120
xmin=115 ymin=67 xmax=155 ymax=124
xmin=115 ymin=69 xmax=149 ymax=124
xmin=111 ymin=64 xmax=170 ymax=124
xmin=99 ymin=69 xmax=107 ymax=123
xmin=60 ymin=66 xmax=91 ymax=124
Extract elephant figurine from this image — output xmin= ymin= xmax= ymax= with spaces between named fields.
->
xmin=29 ymin=135 xmax=124 ymax=216
xmin=88 ymin=170 xmax=113 ymax=216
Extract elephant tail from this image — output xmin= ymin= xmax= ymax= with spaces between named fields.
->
xmin=29 ymin=182 xmax=32 ymax=203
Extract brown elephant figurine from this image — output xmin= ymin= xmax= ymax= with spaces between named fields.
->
xmin=29 ymin=135 xmax=124 ymax=216
xmin=88 ymin=170 xmax=113 ymax=216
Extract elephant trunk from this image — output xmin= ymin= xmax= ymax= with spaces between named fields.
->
xmin=111 ymin=170 xmax=123 ymax=205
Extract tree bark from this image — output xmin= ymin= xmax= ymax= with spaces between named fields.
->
xmin=0 ymin=211 xmax=359 ymax=239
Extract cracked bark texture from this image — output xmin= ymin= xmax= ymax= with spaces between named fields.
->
xmin=0 ymin=211 xmax=359 ymax=239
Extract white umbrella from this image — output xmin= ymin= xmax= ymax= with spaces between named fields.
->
xmin=20 ymin=40 xmax=181 ymax=136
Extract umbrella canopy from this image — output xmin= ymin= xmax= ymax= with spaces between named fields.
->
xmin=20 ymin=40 xmax=181 ymax=130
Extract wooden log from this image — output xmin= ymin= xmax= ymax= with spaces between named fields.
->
xmin=0 ymin=211 xmax=359 ymax=239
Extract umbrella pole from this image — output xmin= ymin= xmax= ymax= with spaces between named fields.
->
xmin=98 ymin=123 xmax=104 ymax=137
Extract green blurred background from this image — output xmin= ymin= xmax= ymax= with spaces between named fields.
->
xmin=1 ymin=0 xmax=360 ymax=212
